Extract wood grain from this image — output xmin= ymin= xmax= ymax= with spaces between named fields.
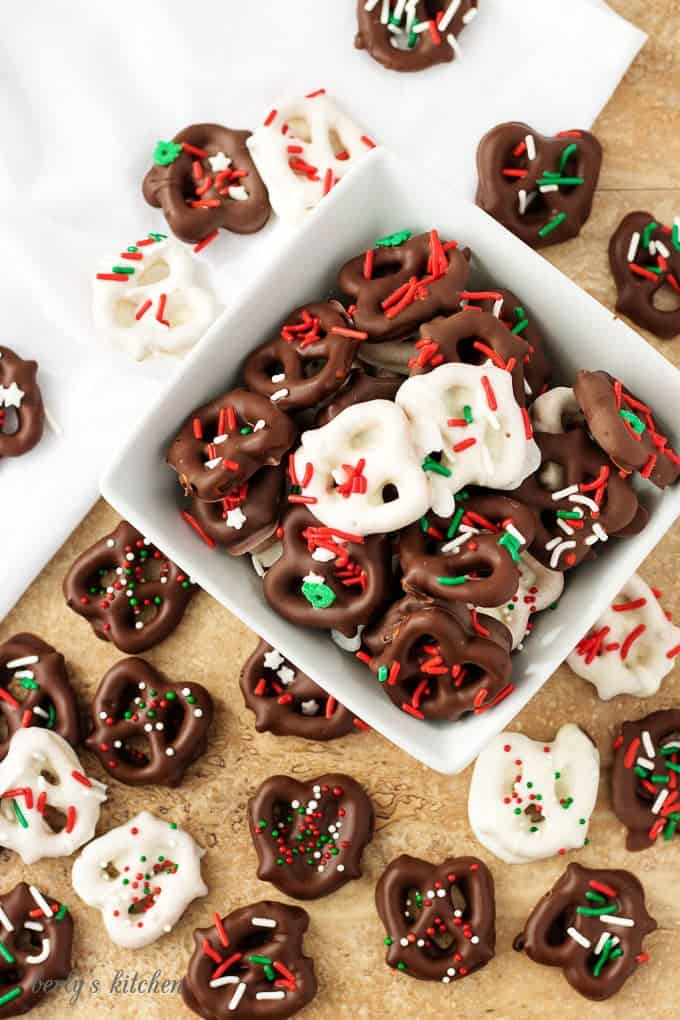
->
xmin=2 ymin=3 xmax=679 ymax=1015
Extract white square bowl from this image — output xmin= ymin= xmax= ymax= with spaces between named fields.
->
xmin=101 ymin=147 xmax=680 ymax=774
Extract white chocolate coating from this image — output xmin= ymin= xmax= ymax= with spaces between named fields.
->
xmin=479 ymin=551 xmax=565 ymax=649
xmin=468 ymin=724 xmax=600 ymax=864
xmin=293 ymin=399 xmax=431 ymax=535
xmin=93 ymin=234 xmax=215 ymax=360
xmin=396 ymin=362 xmax=541 ymax=517
xmin=530 ymin=386 xmax=584 ymax=434
xmin=247 ymin=93 xmax=375 ymax=223
xmin=567 ymin=573 xmax=680 ymax=699
xmin=72 ymin=810 xmax=207 ymax=949
xmin=0 ymin=729 xmax=107 ymax=864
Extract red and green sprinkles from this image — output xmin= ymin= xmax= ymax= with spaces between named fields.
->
xmin=621 ymin=727 xmax=680 ymax=842
xmin=255 ymin=783 xmax=348 ymax=876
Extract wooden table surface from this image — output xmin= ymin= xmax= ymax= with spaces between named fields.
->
xmin=2 ymin=2 xmax=679 ymax=1016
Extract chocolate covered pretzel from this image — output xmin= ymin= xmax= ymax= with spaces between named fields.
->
xmin=64 ymin=520 xmax=196 ymax=653
xmin=409 ymin=309 xmax=530 ymax=406
xmin=0 ymin=882 xmax=73 ymax=1017
xmin=375 ymin=854 xmax=495 ymax=982
xmin=186 ymin=465 xmax=285 ymax=555
xmin=315 ymin=367 xmax=402 ymax=426
xmin=263 ymin=505 xmax=392 ymax=637
xmin=242 ymin=301 xmax=362 ymax=412
xmin=574 ymin=370 xmax=680 ymax=489
xmin=240 ymin=641 xmax=359 ymax=740
xmin=361 ymin=595 xmax=513 ymax=721
xmin=181 ymin=900 xmax=317 ymax=1020
xmin=355 ymin=1 xmax=479 ymax=73
xmin=248 ymin=773 xmax=374 ymax=899
xmin=516 ymin=863 xmax=656 ymax=1000
xmin=611 ymin=709 xmax=680 ymax=851
xmin=462 ymin=288 xmax=552 ymax=400
xmin=609 ymin=211 xmax=680 ymax=339
xmin=513 ymin=428 xmax=644 ymax=570
xmin=143 ymin=124 xmax=271 ymax=247
xmin=476 ymin=123 xmax=602 ymax=248
xmin=0 ymin=346 xmax=44 ymax=459
xmin=86 ymin=657 xmax=213 ymax=787
xmin=338 ymin=230 xmax=471 ymax=342
xmin=167 ymin=388 xmax=297 ymax=502
xmin=0 ymin=634 xmax=81 ymax=758
xmin=400 ymin=491 xmax=536 ymax=606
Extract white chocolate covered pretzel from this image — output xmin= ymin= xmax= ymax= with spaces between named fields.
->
xmin=478 ymin=551 xmax=565 ymax=649
xmin=292 ymin=399 xmax=431 ymax=535
xmin=396 ymin=362 xmax=541 ymax=516
xmin=567 ymin=573 xmax=680 ymax=700
xmin=530 ymin=386 xmax=584 ymax=434
xmin=93 ymin=232 xmax=215 ymax=360
xmin=0 ymin=729 xmax=107 ymax=864
xmin=72 ymin=810 xmax=207 ymax=949
xmin=247 ymin=92 xmax=376 ymax=223
xmin=468 ymin=724 xmax=600 ymax=864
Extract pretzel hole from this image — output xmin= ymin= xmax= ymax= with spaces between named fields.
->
xmin=0 ymin=968 xmax=21 ymax=986
xmin=89 ymin=564 xmax=119 ymax=592
xmin=545 ymin=907 xmax=572 ymax=947
xmin=136 ymin=258 xmax=170 ymax=287
xmin=403 ymin=886 xmax=423 ymax=924
xmin=163 ymin=292 xmax=195 ymax=328
xmin=372 ymin=259 xmax=404 ymax=279
xmin=288 ymin=116 xmax=312 ymax=143
xmin=129 ymin=894 xmax=156 ymax=915
xmin=303 ymin=358 xmax=329 ymax=379
xmin=42 ymin=805 xmax=68 ymax=833
xmin=15 ymin=928 xmax=45 ymax=954
xmin=381 ymin=484 xmax=399 ymax=504
xmin=524 ymin=803 xmax=545 ymax=826
xmin=119 ymin=735 xmax=152 ymax=768
xmin=456 ymin=335 xmax=493 ymax=366
xmin=652 ymin=284 xmax=680 ymax=312
xmin=40 ymin=769 xmax=60 ymax=786
xmin=538 ymin=461 xmax=564 ymax=491
xmin=328 ymin=128 xmax=347 ymax=158
xmin=112 ymin=299 xmax=140 ymax=328
xmin=101 ymin=861 xmax=120 ymax=880
xmin=349 ymin=425 xmax=382 ymax=449
xmin=0 ymin=408 xmax=19 ymax=436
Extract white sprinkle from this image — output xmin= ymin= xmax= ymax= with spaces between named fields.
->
xmin=25 ymin=938 xmax=50 ymax=965
xmin=227 ymin=185 xmax=249 ymax=202
xmin=277 ymin=665 xmax=296 ymax=685
xmin=550 ymin=540 xmax=576 ymax=569
xmin=302 ymin=571 xmax=325 ymax=585
xmin=210 ymin=976 xmax=239 ymax=989
xmin=301 ymin=700 xmax=320 ymax=716
xmin=663 ymin=740 xmax=680 ymax=751
xmin=270 ymin=389 xmax=289 ymax=402
xmin=312 ymin=546 xmax=336 ymax=562
xmin=545 ymin=536 xmax=562 ymax=551
xmin=337 ymin=864 xmax=345 ymax=872
xmin=462 ymin=5 xmax=478 ymax=22
xmin=165 ymin=747 xmax=175 ymax=757
xmin=446 ymin=32 xmax=463 ymax=58
xmin=626 ymin=231 xmax=640 ymax=262
xmin=0 ymin=908 xmax=14 ymax=933
xmin=365 ymin=0 xmax=380 ymax=10
xmin=226 ymin=507 xmax=247 ymax=531
xmin=228 ymin=982 xmax=247 ymax=1010
xmin=605 ymin=915 xmax=634 ymax=927
xmin=5 ymin=655 xmax=39 ymax=669
xmin=438 ymin=0 xmax=461 ymax=33
xmin=400 ymin=937 xmax=409 ymax=947
xmin=642 ymin=729 xmax=655 ymax=759
xmin=557 ymin=518 xmax=574 ymax=536
xmin=594 ymin=931 xmax=610 ymax=955
xmin=271 ymin=373 xmax=286 ymax=383
xmin=24 ymin=921 xmax=43 ymax=932
xmin=29 ymin=886 xmax=52 ymax=918
xmin=492 ymin=297 xmax=504 ymax=317
xmin=380 ymin=0 xmax=390 ymax=23
xmin=204 ymin=456 xmax=222 ymax=470
xmin=540 ymin=185 xmax=559 ymax=194
xmin=253 ymin=419 xmax=266 ymax=432
xmin=213 ymin=434 xmax=228 ymax=445
xmin=194 ymin=708 xmax=203 ymax=718
xmin=552 ymin=484 xmax=579 ymax=500
xmin=251 ymin=917 xmax=277 ymax=928
xmin=264 ymin=649 xmax=284 ymax=670
xmin=567 ymin=926 xmax=591 ymax=949
xmin=106 ymin=538 xmax=115 ymax=548
xmin=655 ymin=240 xmax=670 ymax=259
xmin=32 ymin=706 xmax=49 ymax=719
xmin=651 ymin=788 xmax=669 ymax=814
xmin=525 ymin=135 xmax=536 ymax=161
xmin=569 ymin=493 xmax=600 ymax=513
xmin=592 ymin=523 xmax=608 ymax=543
xmin=256 ymin=991 xmax=286 ymax=1001
xmin=636 ymin=756 xmax=655 ymax=770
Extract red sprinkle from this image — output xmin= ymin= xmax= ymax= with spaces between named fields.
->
xmin=264 ymin=109 xmax=277 ymax=127
xmin=135 ymin=299 xmax=152 ymax=321
xmin=620 ymin=624 xmax=646 ymax=660
xmin=453 ymin=437 xmax=477 ymax=453
xmin=193 ymin=230 xmax=219 ymax=254
xmin=181 ymin=511 xmax=217 ymax=549
xmin=481 ymin=375 xmax=498 ymax=411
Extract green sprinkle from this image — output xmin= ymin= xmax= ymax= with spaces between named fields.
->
xmin=264 ymin=964 xmax=276 ymax=981
xmin=664 ymin=818 xmax=677 ymax=841
xmin=530 ymin=826 xmax=538 ymax=833
xmin=148 ymin=232 xmax=167 ymax=242
xmin=561 ymin=797 xmax=573 ymax=810
xmin=420 ymin=516 xmax=430 ymax=533
xmin=665 ymin=761 xmax=680 ymax=773
xmin=447 ymin=506 xmax=465 ymax=539
xmin=384 ymin=937 xmax=393 ymax=946
xmin=559 ymin=142 xmax=579 ymax=173
xmin=579 ymin=818 xmax=586 ymax=825
xmin=438 ymin=575 xmax=468 ymax=587
xmin=585 ymin=890 xmax=606 ymax=904
xmin=422 ymin=456 xmax=452 ymax=477
xmin=577 ymin=904 xmax=617 ymax=916
xmin=12 ymin=800 xmax=28 ymax=829
xmin=671 ymin=223 xmax=680 ymax=253
xmin=248 ymin=955 xmax=273 ymax=966
xmin=112 ymin=266 xmax=135 ymax=276
xmin=554 ymin=772 xmax=561 ymax=780
xmin=661 ymin=744 xmax=680 ymax=755
xmin=538 ymin=176 xmax=584 ymax=188
xmin=396 ymin=962 xmax=407 ymax=972
xmin=55 ymin=904 xmax=68 ymax=920
xmin=498 ymin=531 xmax=521 ymax=563
xmin=0 ymin=943 xmax=15 ymax=965
xmin=19 ymin=678 xmax=39 ymax=690
xmin=514 ymin=807 xmax=521 ymax=815
xmin=538 ymin=212 xmax=567 ymax=238
xmin=593 ymin=936 xmax=615 ymax=977
xmin=651 ymin=775 xmax=669 ymax=784
xmin=301 ymin=581 xmax=336 ymax=609
xmin=375 ymin=230 xmax=412 ymax=248
xmin=377 ymin=665 xmax=389 ymax=684
xmin=0 ymin=989 xmax=21 ymax=1009
xmin=642 ymin=221 xmax=658 ymax=248
xmin=166 ymin=690 xmax=177 ymax=701
xmin=619 ymin=408 xmax=646 ymax=434
xmin=511 ymin=318 xmax=529 ymax=335
xmin=634 ymin=766 xmax=649 ymax=778
xmin=153 ymin=140 xmax=182 ymax=166
xmin=556 ymin=510 xmax=582 ymax=520
xmin=463 ymin=404 xmax=474 ymax=424
xmin=240 ymin=427 xmax=252 ymax=435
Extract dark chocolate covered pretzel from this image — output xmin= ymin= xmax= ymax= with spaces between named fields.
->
xmin=609 ymin=210 xmax=680 ymax=339
xmin=355 ymin=1 xmax=479 ymax=73
xmin=0 ymin=346 xmax=44 ymax=459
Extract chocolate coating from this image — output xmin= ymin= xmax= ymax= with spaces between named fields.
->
xmin=63 ymin=520 xmax=196 ymax=653
xmin=462 ymin=288 xmax=552 ymax=400
xmin=338 ymin=231 xmax=471 ymax=342
xmin=355 ymin=1 xmax=479 ymax=73
xmin=0 ymin=882 xmax=73 ymax=1017
xmin=243 ymin=301 xmax=360 ymax=412
xmin=574 ymin=370 xmax=680 ymax=489
xmin=612 ymin=709 xmax=680 ymax=851
xmin=86 ymin=657 xmax=213 ymax=787
xmin=513 ymin=428 xmax=643 ymax=570
xmin=315 ymin=367 xmax=402 ymax=426
xmin=0 ymin=634 xmax=81 ymax=758
xmin=476 ymin=123 xmax=602 ymax=248
xmin=0 ymin=346 xmax=44 ymax=459
xmin=517 ymin=862 xmax=656 ymax=1000
xmin=361 ymin=594 xmax=512 ymax=720
xmin=143 ymin=124 xmax=271 ymax=244
xmin=248 ymin=772 xmax=374 ymax=899
xmin=609 ymin=210 xmax=680 ymax=339
xmin=375 ymin=854 xmax=495 ymax=982
xmin=401 ymin=491 xmax=536 ymax=606
xmin=263 ymin=505 xmax=392 ymax=637
xmin=410 ymin=309 xmax=530 ymax=405
xmin=181 ymin=900 xmax=317 ymax=1020
xmin=189 ymin=464 xmax=285 ymax=555
xmin=167 ymin=388 xmax=297 ymax=502
xmin=240 ymin=640 xmax=358 ymax=740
